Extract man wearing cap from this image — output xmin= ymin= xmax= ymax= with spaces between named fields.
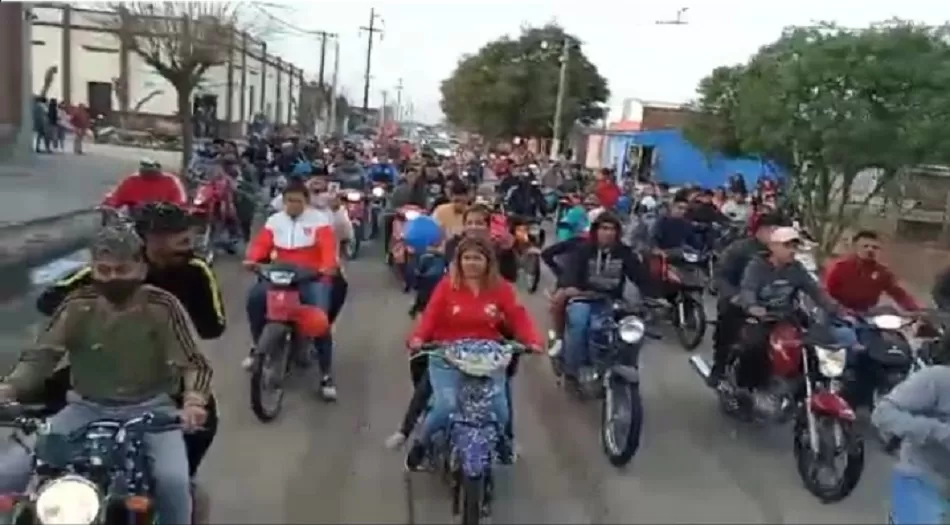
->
xmin=707 ymin=212 xmax=786 ymax=386
xmin=732 ymin=226 xmax=843 ymax=390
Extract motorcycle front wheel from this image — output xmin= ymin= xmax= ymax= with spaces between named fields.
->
xmin=673 ymin=294 xmax=707 ymax=350
xmin=250 ymin=323 xmax=292 ymax=422
xmin=793 ymin=410 xmax=865 ymax=503
xmin=520 ymin=253 xmax=541 ymax=293
xmin=601 ymin=375 xmax=643 ymax=467
xmin=460 ymin=475 xmax=488 ymax=525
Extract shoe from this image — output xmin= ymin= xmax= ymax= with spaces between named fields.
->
xmin=705 ymin=366 xmax=724 ymax=388
xmin=319 ymin=375 xmax=338 ymax=401
xmin=385 ymin=431 xmax=407 ymax=450
xmin=404 ymin=441 xmax=427 ymax=471
xmin=241 ymin=348 xmax=256 ymax=371
xmin=547 ymin=339 xmax=563 ymax=357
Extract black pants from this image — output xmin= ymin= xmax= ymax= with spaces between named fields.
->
xmin=383 ymin=213 xmax=395 ymax=254
xmin=711 ymin=303 xmax=746 ymax=375
xmin=736 ymin=321 xmax=772 ymax=389
xmin=328 ymin=273 xmax=348 ymax=323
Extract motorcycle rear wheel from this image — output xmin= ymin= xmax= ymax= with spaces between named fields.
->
xmin=460 ymin=475 xmax=487 ymax=525
xmin=521 ymin=253 xmax=541 ymax=293
xmin=601 ymin=377 xmax=643 ymax=467
xmin=250 ymin=323 xmax=292 ymax=422
xmin=793 ymin=410 xmax=865 ymax=503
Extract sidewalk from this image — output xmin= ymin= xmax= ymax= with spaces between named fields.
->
xmin=0 ymin=140 xmax=181 ymax=225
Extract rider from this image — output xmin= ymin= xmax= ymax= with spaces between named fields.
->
xmin=0 ymin=226 xmax=211 ymax=525
xmin=553 ymin=212 xmax=653 ymax=380
xmin=306 ymin=176 xmax=353 ymax=324
xmin=104 ymin=158 xmax=187 ymax=208
xmin=244 ymin=179 xmax=339 ymax=400
xmin=431 ymin=179 xmax=470 ymax=238
xmin=650 ymin=194 xmax=702 ymax=251
xmin=734 ymin=227 xmax=843 ymax=390
xmin=872 ymin=360 xmax=950 ymax=525
xmin=396 ymin=236 xmax=542 ymax=469
xmin=385 ymin=164 xmax=428 ymax=250
xmin=369 ymin=153 xmax=398 ymax=187
xmin=593 ymin=168 xmax=621 ymax=210
xmin=707 ymin=212 xmax=786 ymax=386
xmin=331 ymin=150 xmax=369 ymax=191
xmin=504 ymin=170 xmax=545 ymax=218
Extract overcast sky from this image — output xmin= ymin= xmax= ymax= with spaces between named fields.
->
xmin=266 ymin=0 xmax=950 ymax=124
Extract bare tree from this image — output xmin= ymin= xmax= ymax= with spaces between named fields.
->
xmin=98 ymin=2 xmax=267 ymax=173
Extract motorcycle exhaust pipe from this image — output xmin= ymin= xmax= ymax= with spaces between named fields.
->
xmin=688 ymin=354 xmax=711 ymax=381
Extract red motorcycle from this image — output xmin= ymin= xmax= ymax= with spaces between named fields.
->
xmin=689 ymin=314 xmax=864 ymax=503
xmin=387 ymin=204 xmax=426 ymax=291
xmin=189 ymin=174 xmax=236 ymax=266
xmin=341 ymin=189 xmax=366 ymax=260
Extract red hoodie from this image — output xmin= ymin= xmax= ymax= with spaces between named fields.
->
xmin=822 ymin=255 xmax=920 ymax=312
xmin=594 ymin=179 xmax=621 ymax=209
xmin=409 ymin=276 xmax=542 ymax=348
xmin=104 ymin=172 xmax=187 ymax=208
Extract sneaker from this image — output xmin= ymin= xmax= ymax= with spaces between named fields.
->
xmin=241 ymin=348 xmax=256 ymax=371
xmin=705 ymin=366 xmax=724 ymax=388
xmin=319 ymin=375 xmax=338 ymax=401
xmin=385 ymin=431 xmax=407 ymax=450
xmin=547 ymin=339 xmax=563 ymax=357
xmin=404 ymin=441 xmax=427 ymax=471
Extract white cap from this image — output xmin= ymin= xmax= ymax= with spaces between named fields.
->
xmin=770 ymin=227 xmax=801 ymax=244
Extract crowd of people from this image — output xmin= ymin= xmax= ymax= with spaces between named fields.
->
xmin=0 ymin=131 xmax=948 ymax=523
xmin=32 ymin=96 xmax=92 ymax=155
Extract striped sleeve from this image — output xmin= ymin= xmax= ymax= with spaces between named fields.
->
xmin=145 ymin=287 xmax=213 ymax=401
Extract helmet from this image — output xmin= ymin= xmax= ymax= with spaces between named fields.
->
xmin=134 ymin=202 xmax=191 ymax=236
xmin=139 ymin=158 xmax=160 ymax=170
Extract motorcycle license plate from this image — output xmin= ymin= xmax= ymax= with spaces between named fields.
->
xmin=266 ymin=290 xmax=299 ymax=322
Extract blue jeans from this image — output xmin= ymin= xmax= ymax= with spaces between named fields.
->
xmin=0 ymin=394 xmax=190 ymax=524
xmin=419 ymin=356 xmax=510 ymax=443
xmin=246 ymin=280 xmax=333 ymax=373
xmin=890 ymin=472 xmax=949 ymax=524
xmin=564 ymin=301 xmax=598 ymax=377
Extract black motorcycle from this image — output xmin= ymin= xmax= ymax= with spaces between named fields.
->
xmin=514 ymin=218 xmax=544 ymax=293
xmin=655 ymin=246 xmax=709 ymax=350
xmin=549 ymin=294 xmax=659 ymax=466
xmin=0 ymin=404 xmax=184 ymax=525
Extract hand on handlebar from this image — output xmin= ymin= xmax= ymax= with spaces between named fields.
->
xmin=748 ymin=306 xmax=768 ymax=318
xmin=179 ymin=403 xmax=207 ymax=432
xmin=242 ymin=260 xmax=259 ymax=271
xmin=407 ymin=338 xmax=424 ymax=352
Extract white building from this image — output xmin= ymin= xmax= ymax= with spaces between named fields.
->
xmin=30 ymin=3 xmax=305 ymax=136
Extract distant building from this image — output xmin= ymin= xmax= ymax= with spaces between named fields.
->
xmin=30 ymin=2 xmax=307 ymax=137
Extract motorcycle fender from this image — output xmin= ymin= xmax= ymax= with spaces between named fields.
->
xmin=609 ymin=364 xmax=640 ymax=385
xmin=450 ymin=423 xmax=497 ymax=479
xmin=809 ymin=389 xmax=856 ymax=422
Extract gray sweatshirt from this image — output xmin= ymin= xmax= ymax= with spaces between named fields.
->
xmin=736 ymin=256 xmax=839 ymax=314
xmin=872 ymin=365 xmax=950 ymax=491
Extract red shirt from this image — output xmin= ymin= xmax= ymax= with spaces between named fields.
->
xmin=104 ymin=172 xmax=187 ymax=208
xmin=409 ymin=276 xmax=542 ymax=348
xmin=594 ymin=180 xmax=621 ymax=209
xmin=822 ymin=255 xmax=920 ymax=312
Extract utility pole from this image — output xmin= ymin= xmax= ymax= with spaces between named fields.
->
xmin=380 ymin=89 xmax=388 ymax=128
xmin=312 ymin=31 xmax=336 ymax=89
xmin=394 ymin=78 xmax=403 ymax=123
xmin=328 ymin=38 xmax=340 ymax=135
xmin=360 ymin=8 xmax=384 ymax=114
xmin=549 ymin=37 xmax=570 ymax=161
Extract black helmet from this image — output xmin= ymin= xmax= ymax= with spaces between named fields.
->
xmin=134 ymin=202 xmax=191 ymax=237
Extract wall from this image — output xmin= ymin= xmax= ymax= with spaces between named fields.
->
xmin=641 ymin=106 xmax=695 ymax=130
xmin=0 ymin=3 xmax=32 ymax=161
xmin=605 ymin=129 xmax=782 ymax=188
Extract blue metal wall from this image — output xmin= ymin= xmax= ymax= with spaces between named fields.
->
xmin=603 ymin=129 xmax=783 ymax=188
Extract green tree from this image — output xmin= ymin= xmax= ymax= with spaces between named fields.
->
xmin=440 ymin=24 xmax=609 ymax=142
xmin=686 ymin=21 xmax=950 ymax=260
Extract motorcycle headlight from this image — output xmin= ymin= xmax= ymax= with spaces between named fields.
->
xmin=371 ymin=186 xmax=385 ymax=198
xmin=192 ymin=196 xmax=206 ymax=206
xmin=683 ymin=252 xmax=699 ymax=263
xmin=267 ymin=270 xmax=295 ymax=285
xmin=871 ymin=314 xmax=905 ymax=331
xmin=35 ymin=475 xmax=101 ymax=525
xmin=346 ymin=192 xmax=362 ymax=202
xmin=618 ymin=316 xmax=646 ymax=344
xmin=815 ymin=345 xmax=847 ymax=377
xmin=403 ymin=210 xmax=422 ymax=221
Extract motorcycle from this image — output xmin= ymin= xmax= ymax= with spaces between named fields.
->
xmin=0 ymin=403 xmax=193 ymax=524
xmin=513 ymin=219 xmax=543 ymax=293
xmin=342 ymin=190 xmax=366 ymax=259
xmin=549 ymin=294 xmax=657 ymax=466
xmin=388 ymin=205 xmax=427 ymax=292
xmin=689 ymin=314 xmax=865 ymax=502
xmin=653 ymin=246 xmax=709 ymax=350
xmin=368 ymin=183 xmax=388 ymax=239
xmin=413 ymin=341 xmax=531 ymax=524
xmin=248 ymin=263 xmax=321 ymax=422
xmin=189 ymin=175 xmax=236 ymax=266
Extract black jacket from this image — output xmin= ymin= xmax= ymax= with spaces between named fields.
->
xmin=444 ymin=234 xmax=518 ymax=283
xmin=714 ymin=237 xmax=768 ymax=305
xmin=37 ymin=257 xmax=226 ymax=340
xmin=560 ymin=240 xmax=651 ymax=298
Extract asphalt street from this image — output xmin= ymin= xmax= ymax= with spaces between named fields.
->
xmin=193 ymin=240 xmax=893 ymax=524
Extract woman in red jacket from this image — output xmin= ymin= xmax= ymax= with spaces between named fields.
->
xmin=387 ymin=236 xmax=542 ymax=470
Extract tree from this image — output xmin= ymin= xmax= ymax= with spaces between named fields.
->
xmin=440 ymin=24 xmax=609 ymax=142
xmin=98 ymin=2 xmax=266 ymax=173
xmin=686 ymin=21 xmax=950 ymax=260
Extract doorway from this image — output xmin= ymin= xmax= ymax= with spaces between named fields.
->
xmin=86 ymin=81 xmax=112 ymax=123
xmin=192 ymin=94 xmax=218 ymax=138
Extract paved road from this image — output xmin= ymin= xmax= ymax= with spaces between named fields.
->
xmin=0 ymin=142 xmax=181 ymax=224
xmin=189 ymin=241 xmax=893 ymax=524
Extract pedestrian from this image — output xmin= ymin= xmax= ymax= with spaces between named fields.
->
xmin=32 ymin=97 xmax=50 ymax=153
xmin=70 ymin=103 xmax=90 ymax=155
xmin=46 ymin=98 xmax=59 ymax=151
xmin=56 ymin=101 xmax=69 ymax=152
